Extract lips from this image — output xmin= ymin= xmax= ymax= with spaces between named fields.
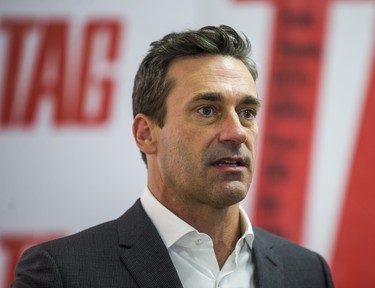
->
xmin=211 ymin=157 xmax=246 ymax=168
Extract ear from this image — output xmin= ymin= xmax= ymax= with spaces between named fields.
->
xmin=132 ymin=114 xmax=159 ymax=155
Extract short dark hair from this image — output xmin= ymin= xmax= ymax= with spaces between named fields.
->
xmin=132 ymin=25 xmax=258 ymax=164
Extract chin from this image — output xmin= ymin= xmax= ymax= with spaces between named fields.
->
xmin=211 ymin=184 xmax=248 ymax=208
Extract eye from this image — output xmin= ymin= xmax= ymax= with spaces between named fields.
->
xmin=197 ymin=106 xmax=216 ymax=117
xmin=239 ymin=109 xmax=256 ymax=120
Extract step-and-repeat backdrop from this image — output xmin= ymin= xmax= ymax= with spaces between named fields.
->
xmin=1 ymin=0 xmax=374 ymax=287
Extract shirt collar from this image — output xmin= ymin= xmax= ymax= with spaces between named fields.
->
xmin=141 ymin=187 xmax=195 ymax=248
xmin=140 ymin=187 xmax=254 ymax=249
xmin=239 ymin=205 xmax=255 ymax=249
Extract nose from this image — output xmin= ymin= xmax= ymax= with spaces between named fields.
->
xmin=218 ymin=111 xmax=248 ymax=144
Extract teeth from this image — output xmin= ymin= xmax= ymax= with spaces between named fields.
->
xmin=217 ymin=160 xmax=238 ymax=166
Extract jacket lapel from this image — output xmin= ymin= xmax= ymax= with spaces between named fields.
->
xmin=252 ymin=227 xmax=284 ymax=288
xmin=117 ymin=200 xmax=183 ymax=288
xmin=116 ymin=201 xmax=285 ymax=288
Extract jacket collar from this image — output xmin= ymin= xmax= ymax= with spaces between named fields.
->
xmin=252 ymin=227 xmax=284 ymax=288
xmin=117 ymin=199 xmax=183 ymax=288
xmin=116 ymin=200 xmax=283 ymax=288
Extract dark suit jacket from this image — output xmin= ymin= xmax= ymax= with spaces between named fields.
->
xmin=12 ymin=200 xmax=334 ymax=287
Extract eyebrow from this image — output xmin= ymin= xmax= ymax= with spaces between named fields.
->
xmin=191 ymin=92 xmax=261 ymax=108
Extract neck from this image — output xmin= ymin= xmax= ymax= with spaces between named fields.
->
xmin=147 ymin=175 xmax=244 ymax=269
xmin=191 ymin=205 xmax=242 ymax=269
xmin=165 ymin=198 xmax=242 ymax=269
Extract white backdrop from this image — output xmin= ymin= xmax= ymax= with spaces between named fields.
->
xmin=1 ymin=0 xmax=375 ymax=287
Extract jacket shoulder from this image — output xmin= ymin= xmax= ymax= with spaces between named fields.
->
xmin=254 ymin=226 xmax=319 ymax=255
xmin=253 ymin=227 xmax=335 ymax=287
xmin=12 ymin=201 xmax=146 ymax=288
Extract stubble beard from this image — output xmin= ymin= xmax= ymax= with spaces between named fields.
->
xmin=161 ymin=141 xmax=253 ymax=210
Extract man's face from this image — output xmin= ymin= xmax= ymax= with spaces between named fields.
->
xmin=153 ymin=55 xmax=259 ymax=210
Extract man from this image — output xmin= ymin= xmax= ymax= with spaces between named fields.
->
xmin=12 ymin=25 xmax=334 ymax=287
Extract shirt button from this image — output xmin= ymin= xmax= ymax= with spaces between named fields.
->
xmin=195 ymin=238 xmax=203 ymax=245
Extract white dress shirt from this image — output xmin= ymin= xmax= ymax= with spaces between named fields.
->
xmin=140 ymin=187 xmax=255 ymax=288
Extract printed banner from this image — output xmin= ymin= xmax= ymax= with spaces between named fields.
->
xmin=1 ymin=1 xmax=375 ymax=287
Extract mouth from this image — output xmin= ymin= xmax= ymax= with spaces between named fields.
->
xmin=211 ymin=157 xmax=247 ymax=170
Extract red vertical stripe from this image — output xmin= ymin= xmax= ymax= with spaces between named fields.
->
xmin=331 ymin=50 xmax=375 ymax=287
xmin=251 ymin=0 xmax=328 ymax=243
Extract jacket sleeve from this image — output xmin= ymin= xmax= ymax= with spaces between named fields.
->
xmin=11 ymin=245 xmax=63 ymax=288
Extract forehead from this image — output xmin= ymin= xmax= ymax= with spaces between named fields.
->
xmin=166 ymin=55 xmax=257 ymax=103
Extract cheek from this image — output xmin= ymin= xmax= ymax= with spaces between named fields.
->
xmin=247 ymin=127 xmax=258 ymax=148
xmin=253 ymin=133 xmax=258 ymax=149
xmin=161 ymin=127 xmax=193 ymax=158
